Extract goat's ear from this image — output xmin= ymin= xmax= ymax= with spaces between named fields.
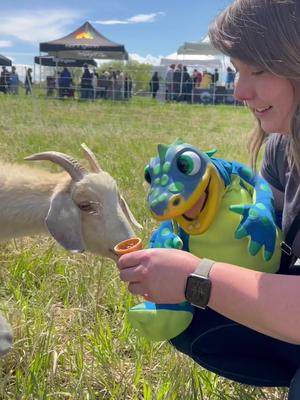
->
xmin=119 ymin=195 xmax=143 ymax=229
xmin=46 ymin=192 xmax=86 ymax=253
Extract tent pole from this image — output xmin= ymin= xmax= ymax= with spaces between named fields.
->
xmin=33 ymin=63 xmax=36 ymax=91
xmin=39 ymin=50 xmax=41 ymax=87
xmin=55 ymin=53 xmax=58 ymax=98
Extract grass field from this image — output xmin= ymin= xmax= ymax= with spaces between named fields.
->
xmin=0 ymin=94 xmax=287 ymax=399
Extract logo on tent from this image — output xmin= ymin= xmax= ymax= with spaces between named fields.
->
xmin=75 ymin=31 xmax=94 ymax=40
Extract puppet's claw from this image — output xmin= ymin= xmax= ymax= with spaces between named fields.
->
xmin=230 ymin=203 xmax=276 ymax=261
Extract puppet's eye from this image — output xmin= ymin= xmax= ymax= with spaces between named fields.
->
xmin=177 ymin=151 xmax=201 ymax=175
xmin=144 ymin=165 xmax=151 ymax=184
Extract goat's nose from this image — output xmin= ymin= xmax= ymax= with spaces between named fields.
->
xmin=0 ymin=315 xmax=13 ymax=357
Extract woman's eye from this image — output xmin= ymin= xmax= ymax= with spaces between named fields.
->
xmin=177 ymin=151 xmax=201 ymax=175
xmin=252 ymin=70 xmax=264 ymax=76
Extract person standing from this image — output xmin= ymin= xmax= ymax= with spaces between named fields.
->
xmin=97 ymin=71 xmax=109 ymax=99
xmin=200 ymin=70 xmax=212 ymax=89
xmin=192 ymin=69 xmax=202 ymax=89
xmin=173 ymin=64 xmax=183 ymax=101
xmin=24 ymin=68 xmax=33 ymax=95
xmin=9 ymin=66 xmax=19 ymax=95
xmin=182 ymin=66 xmax=192 ymax=102
xmin=165 ymin=64 xmax=175 ymax=101
xmin=124 ymin=73 xmax=132 ymax=100
xmin=80 ymin=64 xmax=93 ymax=100
xmin=226 ymin=66 xmax=235 ymax=89
xmin=149 ymin=72 xmax=160 ymax=99
xmin=91 ymin=68 xmax=98 ymax=100
xmin=212 ymin=68 xmax=219 ymax=86
xmin=59 ymin=67 xmax=72 ymax=97
xmin=0 ymin=66 xmax=9 ymax=94
xmin=115 ymin=71 xmax=124 ymax=101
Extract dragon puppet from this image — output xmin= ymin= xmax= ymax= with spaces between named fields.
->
xmin=128 ymin=138 xmax=283 ymax=341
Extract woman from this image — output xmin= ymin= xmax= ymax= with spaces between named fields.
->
xmin=118 ymin=0 xmax=300 ymax=397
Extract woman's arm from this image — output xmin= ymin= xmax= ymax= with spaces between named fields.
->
xmin=118 ymin=248 xmax=300 ymax=345
xmin=209 ymin=262 xmax=300 ymax=344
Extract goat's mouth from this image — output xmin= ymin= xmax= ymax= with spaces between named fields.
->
xmin=109 ymin=248 xmax=119 ymax=259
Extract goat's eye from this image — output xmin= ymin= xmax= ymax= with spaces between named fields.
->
xmin=177 ymin=151 xmax=201 ymax=176
xmin=144 ymin=165 xmax=151 ymax=184
xmin=78 ymin=202 xmax=95 ymax=213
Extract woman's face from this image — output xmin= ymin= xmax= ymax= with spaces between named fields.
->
xmin=232 ymin=58 xmax=295 ymax=134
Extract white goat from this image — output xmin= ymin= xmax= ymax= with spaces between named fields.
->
xmin=0 ymin=143 xmax=141 ymax=260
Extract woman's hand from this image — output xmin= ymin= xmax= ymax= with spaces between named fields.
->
xmin=117 ymin=248 xmax=200 ymax=304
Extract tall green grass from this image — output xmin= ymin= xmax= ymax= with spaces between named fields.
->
xmin=0 ymin=95 xmax=287 ymax=399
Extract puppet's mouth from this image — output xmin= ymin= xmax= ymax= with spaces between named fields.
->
xmin=175 ymin=166 xmax=224 ymax=236
xmin=182 ymin=180 xmax=210 ymax=221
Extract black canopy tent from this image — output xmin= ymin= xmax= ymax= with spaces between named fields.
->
xmin=39 ymin=21 xmax=128 ymax=61
xmin=37 ymin=21 xmax=128 ymax=92
xmin=0 ymin=54 xmax=12 ymax=67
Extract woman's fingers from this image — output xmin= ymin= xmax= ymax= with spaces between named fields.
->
xmin=143 ymin=293 xmax=155 ymax=302
xmin=119 ymin=264 xmax=145 ymax=283
xmin=128 ymin=282 xmax=146 ymax=296
xmin=117 ymin=250 xmax=145 ymax=270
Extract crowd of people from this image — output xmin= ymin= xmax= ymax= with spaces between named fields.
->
xmin=79 ymin=64 xmax=133 ymax=101
xmin=0 ymin=66 xmax=33 ymax=95
xmin=0 ymin=62 xmax=236 ymax=104
xmin=0 ymin=63 xmax=134 ymax=101
xmin=150 ymin=64 xmax=236 ymax=104
xmin=46 ymin=64 xmax=133 ymax=101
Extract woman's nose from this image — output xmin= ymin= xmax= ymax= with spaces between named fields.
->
xmin=234 ymin=77 xmax=255 ymax=102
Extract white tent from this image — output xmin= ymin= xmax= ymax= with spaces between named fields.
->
xmin=177 ymin=35 xmax=221 ymax=57
xmin=160 ymin=36 xmax=228 ymax=70
xmin=160 ymin=52 xmax=223 ymax=70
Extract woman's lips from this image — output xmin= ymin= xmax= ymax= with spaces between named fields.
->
xmin=255 ymin=105 xmax=272 ymax=117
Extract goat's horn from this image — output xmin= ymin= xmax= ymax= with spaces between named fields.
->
xmin=24 ymin=151 xmax=87 ymax=182
xmin=80 ymin=143 xmax=102 ymax=173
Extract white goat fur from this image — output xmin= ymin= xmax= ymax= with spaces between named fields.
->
xmin=0 ymin=146 xmax=141 ymax=260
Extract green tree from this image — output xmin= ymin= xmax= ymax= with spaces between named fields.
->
xmin=97 ymin=60 xmax=152 ymax=93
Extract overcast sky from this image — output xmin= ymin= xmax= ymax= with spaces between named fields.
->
xmin=0 ymin=0 xmax=232 ymax=66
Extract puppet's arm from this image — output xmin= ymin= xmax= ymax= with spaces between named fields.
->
xmin=229 ymin=161 xmax=277 ymax=261
xmin=148 ymin=220 xmax=183 ymax=250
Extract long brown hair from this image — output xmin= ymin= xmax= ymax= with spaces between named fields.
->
xmin=208 ymin=0 xmax=300 ymax=171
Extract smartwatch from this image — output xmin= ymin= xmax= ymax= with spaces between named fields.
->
xmin=185 ymin=258 xmax=215 ymax=309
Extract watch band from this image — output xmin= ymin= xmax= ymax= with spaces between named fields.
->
xmin=193 ymin=258 xmax=215 ymax=278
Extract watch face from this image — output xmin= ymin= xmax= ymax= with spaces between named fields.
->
xmin=185 ymin=275 xmax=211 ymax=309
